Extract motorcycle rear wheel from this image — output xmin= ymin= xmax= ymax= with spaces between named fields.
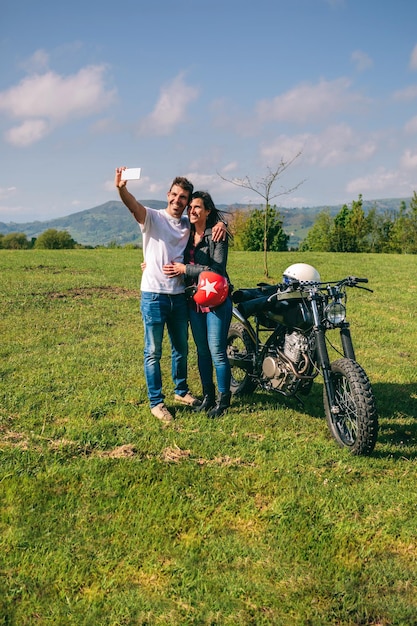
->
xmin=324 ymin=357 xmax=378 ymax=455
xmin=227 ymin=323 xmax=257 ymax=395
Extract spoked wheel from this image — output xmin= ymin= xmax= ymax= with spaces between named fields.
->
xmin=324 ymin=358 xmax=378 ymax=455
xmin=227 ymin=323 xmax=257 ymax=395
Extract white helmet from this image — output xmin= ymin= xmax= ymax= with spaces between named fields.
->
xmin=283 ymin=263 xmax=321 ymax=284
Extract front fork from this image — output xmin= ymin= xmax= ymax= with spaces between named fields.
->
xmin=340 ymin=325 xmax=355 ymax=360
xmin=311 ymin=297 xmax=356 ymax=412
xmin=314 ymin=327 xmax=336 ymax=408
xmin=310 ymin=297 xmax=337 ymax=409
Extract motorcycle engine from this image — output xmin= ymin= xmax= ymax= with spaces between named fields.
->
xmin=262 ymin=331 xmax=310 ymax=394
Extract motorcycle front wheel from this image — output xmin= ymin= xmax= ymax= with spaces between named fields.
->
xmin=323 ymin=358 xmax=378 ymax=455
xmin=227 ymin=323 xmax=257 ymax=395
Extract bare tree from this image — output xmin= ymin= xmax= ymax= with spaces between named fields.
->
xmin=218 ymin=154 xmax=304 ymax=277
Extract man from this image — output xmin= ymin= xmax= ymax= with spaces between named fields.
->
xmin=115 ymin=168 xmax=225 ymax=423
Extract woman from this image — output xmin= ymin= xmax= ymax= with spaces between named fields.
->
xmin=167 ymin=191 xmax=232 ymax=417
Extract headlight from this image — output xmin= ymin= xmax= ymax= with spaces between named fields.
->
xmin=325 ymin=302 xmax=346 ymax=325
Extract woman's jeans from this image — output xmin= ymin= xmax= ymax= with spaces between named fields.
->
xmin=140 ymin=292 xmax=189 ymax=408
xmin=188 ymin=297 xmax=232 ymax=395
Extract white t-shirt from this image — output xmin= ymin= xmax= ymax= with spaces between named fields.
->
xmin=140 ymin=207 xmax=190 ymax=294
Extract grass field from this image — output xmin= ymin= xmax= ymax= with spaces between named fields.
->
xmin=1 ymin=249 xmax=416 ymax=625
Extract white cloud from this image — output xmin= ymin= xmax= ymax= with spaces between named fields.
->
xmin=256 ymin=78 xmax=369 ymax=125
xmin=410 ymin=43 xmax=417 ymax=70
xmin=138 ymin=73 xmax=199 ymax=136
xmin=404 ymin=115 xmax=417 ymax=133
xmin=351 ymin=50 xmax=373 ymax=72
xmin=0 ymin=205 xmax=25 ymax=220
xmin=148 ymin=182 xmax=166 ymax=196
xmin=346 ymin=167 xmax=412 ymax=197
xmin=261 ymin=124 xmax=376 ymax=167
xmin=400 ymin=149 xmax=417 ymax=170
xmin=0 ymin=65 xmax=116 ymax=146
xmin=0 ymin=186 xmax=17 ymax=199
xmin=260 ymin=134 xmax=307 ymax=163
xmin=184 ymin=171 xmax=253 ymax=201
xmin=184 ymin=172 xmax=223 ymax=192
xmin=90 ymin=116 xmax=124 ymax=136
xmin=222 ymin=161 xmax=238 ymax=173
xmin=0 ymin=188 xmax=27 ymax=220
xmin=393 ymin=85 xmax=417 ymax=102
xmin=20 ymin=49 xmax=50 ymax=73
xmin=5 ymin=119 xmax=50 ymax=147
xmin=0 ymin=66 xmax=115 ymax=120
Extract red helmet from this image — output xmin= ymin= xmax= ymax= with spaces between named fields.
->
xmin=193 ymin=271 xmax=229 ymax=307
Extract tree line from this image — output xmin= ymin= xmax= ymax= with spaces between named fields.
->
xmin=228 ymin=191 xmax=417 ymax=255
xmin=0 ymin=229 xmax=78 ymax=249
xmin=2 ymin=191 xmax=417 ymax=253
xmin=299 ymin=192 xmax=417 ymax=253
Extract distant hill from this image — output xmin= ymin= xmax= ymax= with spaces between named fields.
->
xmin=0 ymin=197 xmax=412 ymax=248
xmin=0 ymin=200 xmax=165 ymax=247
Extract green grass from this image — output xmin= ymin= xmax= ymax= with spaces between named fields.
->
xmin=1 ymin=249 xmax=416 ymax=625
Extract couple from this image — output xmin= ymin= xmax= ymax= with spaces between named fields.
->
xmin=115 ymin=168 xmax=232 ymax=424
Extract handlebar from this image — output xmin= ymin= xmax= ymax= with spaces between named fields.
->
xmin=346 ymin=276 xmax=368 ymax=284
xmin=273 ymin=276 xmax=373 ymax=295
xmin=342 ymin=276 xmax=372 ymax=292
xmin=277 ymin=276 xmax=370 ymax=290
xmin=233 ymin=277 xmax=373 ymax=308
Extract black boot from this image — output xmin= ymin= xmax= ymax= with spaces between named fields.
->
xmin=196 ymin=384 xmax=216 ymax=413
xmin=196 ymin=394 xmax=216 ymax=412
xmin=207 ymin=392 xmax=231 ymax=418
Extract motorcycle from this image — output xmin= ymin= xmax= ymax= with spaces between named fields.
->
xmin=227 ymin=263 xmax=378 ymax=455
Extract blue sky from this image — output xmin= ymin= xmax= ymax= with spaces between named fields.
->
xmin=1 ymin=0 xmax=417 ymax=223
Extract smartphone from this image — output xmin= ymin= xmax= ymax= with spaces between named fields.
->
xmin=121 ymin=167 xmax=141 ymax=181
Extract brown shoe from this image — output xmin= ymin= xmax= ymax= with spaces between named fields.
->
xmin=174 ymin=392 xmax=201 ymax=407
xmin=151 ymin=403 xmax=173 ymax=423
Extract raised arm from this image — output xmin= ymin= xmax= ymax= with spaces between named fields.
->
xmin=115 ymin=167 xmax=147 ymax=225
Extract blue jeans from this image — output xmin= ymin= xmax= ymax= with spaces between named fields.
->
xmin=140 ymin=292 xmax=189 ymax=408
xmin=188 ymin=297 xmax=232 ymax=395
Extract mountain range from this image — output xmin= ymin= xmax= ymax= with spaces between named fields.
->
xmin=0 ymin=197 xmax=411 ymax=248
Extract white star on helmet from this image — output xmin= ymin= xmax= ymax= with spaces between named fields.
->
xmin=201 ymin=278 xmax=218 ymax=297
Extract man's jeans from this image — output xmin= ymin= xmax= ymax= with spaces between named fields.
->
xmin=140 ymin=292 xmax=189 ymax=408
xmin=188 ymin=297 xmax=232 ymax=394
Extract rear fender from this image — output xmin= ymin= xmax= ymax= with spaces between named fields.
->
xmin=232 ymin=307 xmax=257 ymax=344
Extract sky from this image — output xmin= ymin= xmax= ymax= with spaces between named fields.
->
xmin=1 ymin=0 xmax=417 ymax=223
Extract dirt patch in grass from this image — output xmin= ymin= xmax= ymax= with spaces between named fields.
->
xmin=0 ymin=434 xmax=254 ymax=467
xmin=0 ymin=432 xmax=139 ymax=458
xmin=100 ymin=444 xmax=138 ymax=458
xmin=24 ymin=265 xmax=92 ymax=274
xmin=0 ymin=430 xmax=30 ymax=450
xmin=162 ymin=445 xmax=191 ymax=463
